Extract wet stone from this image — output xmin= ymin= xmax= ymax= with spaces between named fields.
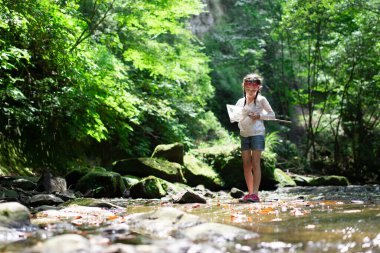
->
xmin=29 ymin=194 xmax=64 ymax=206
xmin=0 ymin=202 xmax=31 ymax=228
xmin=172 ymin=190 xmax=207 ymax=204
xmin=0 ymin=226 xmax=26 ymax=243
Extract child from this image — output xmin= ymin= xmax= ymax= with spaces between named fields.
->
xmin=235 ymin=73 xmax=275 ymax=202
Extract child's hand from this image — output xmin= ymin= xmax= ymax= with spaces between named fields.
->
xmin=249 ymin=113 xmax=260 ymax=120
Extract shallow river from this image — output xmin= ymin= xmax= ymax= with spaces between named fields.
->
xmin=2 ymin=185 xmax=380 ymax=253
xmin=120 ymin=185 xmax=380 ymax=253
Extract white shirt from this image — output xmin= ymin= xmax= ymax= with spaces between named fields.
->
xmin=235 ymin=94 xmax=275 ymax=137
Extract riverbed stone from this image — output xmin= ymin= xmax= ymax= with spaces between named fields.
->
xmin=274 ymin=168 xmax=297 ymax=187
xmin=125 ymin=207 xmax=204 ymax=238
xmin=113 ymin=157 xmax=186 ymax=183
xmin=37 ymin=172 xmax=67 ymax=193
xmin=11 ymin=178 xmax=37 ymax=191
xmin=103 ymin=240 xmax=224 ymax=253
xmin=151 ymin=142 xmax=184 ymax=165
xmin=129 ymin=176 xmax=167 ymax=199
xmin=0 ymin=226 xmax=26 ymax=243
xmin=36 ymin=234 xmax=91 ymax=253
xmin=230 ymin=187 xmax=245 ymax=198
xmin=191 ymin=144 xmax=279 ymax=190
xmin=124 ymin=206 xmax=259 ymax=247
xmin=122 ymin=175 xmax=140 ymax=189
xmin=309 ymin=175 xmax=350 ymax=186
xmin=291 ymin=174 xmax=313 ymax=186
xmin=0 ymin=188 xmax=19 ymax=201
xmin=180 ymin=222 xmax=259 ymax=243
xmin=76 ymin=168 xmax=126 ymax=198
xmin=0 ymin=202 xmax=30 ymax=228
xmin=65 ymin=167 xmax=88 ymax=189
xmin=62 ymin=198 xmax=123 ymax=209
xmin=29 ymin=194 xmax=65 ymax=206
xmin=172 ymin=190 xmax=207 ymax=204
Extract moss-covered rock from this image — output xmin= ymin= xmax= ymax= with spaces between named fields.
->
xmin=65 ymin=167 xmax=89 ymax=189
xmin=290 ymin=174 xmax=313 ymax=186
xmin=151 ymin=143 xmax=184 ymax=165
xmin=76 ymin=168 xmax=126 ymax=198
xmin=130 ymin=176 xmax=167 ymax=199
xmin=309 ymin=175 xmax=350 ymax=186
xmin=182 ymin=154 xmax=225 ymax=190
xmin=191 ymin=144 xmax=278 ymax=190
xmin=274 ymin=169 xmax=297 ymax=187
xmin=112 ymin=158 xmax=186 ymax=183
xmin=122 ymin=175 xmax=140 ymax=189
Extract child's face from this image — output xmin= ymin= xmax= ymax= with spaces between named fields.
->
xmin=245 ymin=84 xmax=260 ymax=94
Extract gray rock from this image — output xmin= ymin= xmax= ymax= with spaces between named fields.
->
xmin=126 ymin=207 xmax=203 ymax=238
xmin=0 ymin=189 xmax=19 ymax=201
xmin=230 ymin=187 xmax=245 ymax=198
xmin=151 ymin=142 xmax=184 ymax=165
xmin=181 ymin=222 xmax=259 ymax=243
xmin=40 ymin=172 xmax=67 ymax=193
xmin=36 ymin=234 xmax=91 ymax=253
xmin=12 ymin=178 xmax=37 ymax=191
xmin=103 ymin=240 xmax=224 ymax=253
xmin=29 ymin=194 xmax=64 ymax=206
xmin=0 ymin=226 xmax=26 ymax=243
xmin=172 ymin=190 xmax=207 ymax=204
xmin=0 ymin=202 xmax=30 ymax=228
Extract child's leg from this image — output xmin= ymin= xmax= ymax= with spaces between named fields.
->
xmin=252 ymin=150 xmax=262 ymax=195
xmin=242 ymin=150 xmax=254 ymax=194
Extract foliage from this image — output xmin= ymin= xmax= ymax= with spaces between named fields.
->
xmin=200 ymin=0 xmax=287 ymax=129
xmin=280 ymin=0 xmax=380 ymax=181
xmin=1 ymin=0 xmax=379 ymax=183
xmin=0 ymin=0 xmax=229 ymax=174
xmin=201 ymin=0 xmax=379 ymax=182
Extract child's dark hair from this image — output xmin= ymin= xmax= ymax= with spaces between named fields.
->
xmin=242 ymin=73 xmax=263 ymax=106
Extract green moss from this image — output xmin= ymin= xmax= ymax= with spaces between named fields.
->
xmin=76 ymin=169 xmax=126 ymax=197
xmin=309 ymin=175 xmax=350 ymax=186
xmin=274 ymin=169 xmax=297 ymax=187
xmin=183 ymin=154 xmax=225 ymax=190
xmin=61 ymin=198 xmax=99 ymax=207
xmin=130 ymin=176 xmax=167 ymax=199
xmin=113 ymin=157 xmax=186 ymax=183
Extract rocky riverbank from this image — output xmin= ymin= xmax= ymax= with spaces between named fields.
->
xmin=1 ymin=184 xmax=380 ymax=253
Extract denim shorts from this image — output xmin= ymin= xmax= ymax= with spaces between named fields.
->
xmin=240 ymin=135 xmax=265 ymax=151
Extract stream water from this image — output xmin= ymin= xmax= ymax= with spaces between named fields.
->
xmin=118 ymin=185 xmax=380 ymax=253
xmin=1 ymin=185 xmax=380 ymax=253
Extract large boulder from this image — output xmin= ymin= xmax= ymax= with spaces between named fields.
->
xmin=309 ymin=175 xmax=350 ymax=186
xmin=129 ymin=176 xmax=190 ymax=199
xmin=129 ymin=176 xmax=167 ymax=199
xmin=274 ymin=169 xmax=297 ymax=187
xmin=65 ymin=167 xmax=89 ymax=189
xmin=122 ymin=175 xmax=140 ymax=189
xmin=191 ymin=144 xmax=279 ymax=190
xmin=112 ymin=157 xmax=186 ymax=183
xmin=290 ymin=174 xmax=313 ymax=186
xmin=151 ymin=143 xmax=184 ymax=165
xmin=76 ymin=167 xmax=126 ymax=198
xmin=182 ymin=154 xmax=225 ymax=190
